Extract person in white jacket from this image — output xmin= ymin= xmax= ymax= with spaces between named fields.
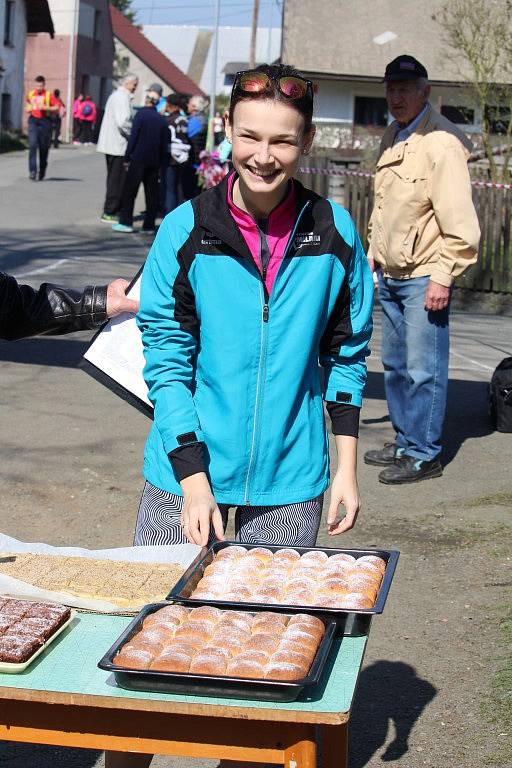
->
xmin=97 ymin=74 xmax=138 ymax=223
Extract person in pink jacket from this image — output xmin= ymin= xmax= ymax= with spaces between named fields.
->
xmin=78 ymin=95 xmax=97 ymax=145
xmin=72 ymin=94 xmax=83 ymax=144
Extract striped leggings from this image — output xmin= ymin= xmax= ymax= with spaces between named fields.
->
xmin=134 ymin=481 xmax=323 ymax=547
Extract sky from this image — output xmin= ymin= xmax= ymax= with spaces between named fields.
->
xmin=131 ymin=0 xmax=283 ymax=28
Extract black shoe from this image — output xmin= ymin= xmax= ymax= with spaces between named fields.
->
xmin=38 ymin=173 xmax=45 ymax=181
xmin=364 ymin=442 xmax=402 ymax=466
xmin=378 ymin=455 xmax=443 ymax=485
xmin=29 ymin=172 xmax=37 ymax=181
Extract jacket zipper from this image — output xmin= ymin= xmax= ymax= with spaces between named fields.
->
xmin=243 ymin=201 xmax=310 ymax=504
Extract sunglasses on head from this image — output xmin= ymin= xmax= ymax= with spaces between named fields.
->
xmin=233 ymin=70 xmax=313 ymax=101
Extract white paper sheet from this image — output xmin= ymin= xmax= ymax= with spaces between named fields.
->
xmin=0 ymin=534 xmax=201 ymax=613
xmin=82 ymin=275 xmax=152 ymax=409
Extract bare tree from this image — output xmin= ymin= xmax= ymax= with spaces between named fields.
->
xmin=249 ymin=0 xmax=261 ymax=69
xmin=435 ymin=0 xmax=512 ymax=181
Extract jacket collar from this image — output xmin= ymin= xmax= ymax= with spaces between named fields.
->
xmin=195 ymin=172 xmax=315 ymax=259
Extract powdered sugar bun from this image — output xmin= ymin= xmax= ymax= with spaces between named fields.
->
xmin=338 ymin=592 xmax=374 ymax=609
xmin=133 ymin=625 xmax=175 ymax=649
xmin=272 ymin=548 xmax=301 ymax=564
xmin=285 ymin=590 xmax=316 ymax=605
xmin=283 ymin=628 xmax=321 ymax=652
xmin=189 ymin=605 xmax=222 ymax=623
xmin=251 ymin=611 xmax=288 ymax=628
xmin=115 ymin=647 xmax=154 ymax=669
xmin=214 ymin=625 xmax=252 ymax=645
xmin=265 ymin=662 xmax=307 ymax=681
xmin=236 ymin=649 xmax=271 ymax=664
xmin=328 ymin=553 xmax=356 ymax=564
xmin=355 ymin=555 xmax=386 ymax=574
xmin=212 ymin=636 xmax=241 ymax=656
xmin=270 ymin=649 xmax=312 ymax=669
xmin=353 ymin=560 xmax=382 ymax=578
xmin=216 ymin=611 xmax=253 ymax=632
xmin=252 ymin=586 xmax=281 ymax=604
xmin=203 ymin=561 xmax=232 ymax=578
xmin=215 ymin=545 xmax=247 ymax=560
xmin=278 ymin=639 xmax=316 ymax=663
xmin=321 ymin=560 xmax=353 ymax=577
xmin=227 ymin=658 xmax=265 ymax=678
xmin=300 ymin=550 xmax=329 ymax=564
xmin=151 ymin=649 xmax=192 ymax=672
xmin=189 ymin=590 xmax=219 ymax=600
xmin=345 ymin=571 xmax=380 ymax=590
xmin=251 ymin=619 xmax=286 ymax=636
xmin=143 ymin=613 xmax=182 ymax=630
xmin=174 ymin=625 xmax=212 ymax=647
xmin=244 ymin=547 xmax=274 ymax=562
xmin=201 ymin=644 xmax=232 ymax=660
xmin=314 ymin=595 xmax=344 ymax=608
xmin=243 ymin=633 xmax=279 ymax=654
xmin=190 ymin=653 xmax=228 ymax=675
xmin=287 ymin=614 xmax=325 ymax=633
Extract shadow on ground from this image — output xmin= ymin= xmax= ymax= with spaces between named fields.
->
xmin=0 ymin=743 xmax=100 ymax=768
xmin=362 ymin=371 xmax=493 ymax=467
xmin=347 ymin=660 xmax=437 ymax=766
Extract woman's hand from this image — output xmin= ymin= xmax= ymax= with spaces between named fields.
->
xmin=326 ymin=469 xmax=361 ymax=535
xmin=180 ymin=473 xmax=224 ymax=546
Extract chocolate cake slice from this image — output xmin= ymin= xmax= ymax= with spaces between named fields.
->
xmin=0 ymin=634 xmax=41 ymax=663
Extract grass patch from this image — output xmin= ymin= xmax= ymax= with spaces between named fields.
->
xmin=461 ymin=492 xmax=512 ymax=509
xmin=482 ymin=608 xmax=512 ymax=765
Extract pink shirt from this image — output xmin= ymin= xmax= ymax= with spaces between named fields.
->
xmin=227 ymin=172 xmax=296 ymax=295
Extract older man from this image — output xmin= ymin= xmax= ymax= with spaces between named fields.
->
xmin=97 ymin=74 xmax=139 ymax=223
xmin=365 ymin=55 xmax=480 ymax=484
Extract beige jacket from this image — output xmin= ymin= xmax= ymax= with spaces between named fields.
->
xmin=367 ymin=104 xmax=480 ymax=287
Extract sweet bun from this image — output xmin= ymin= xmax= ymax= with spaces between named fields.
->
xmin=252 ymin=586 xmax=281 ymax=603
xmin=328 ymin=553 xmax=356 ymax=564
xmin=286 ymin=577 xmax=316 ymax=592
xmin=287 ymin=614 xmax=325 ymax=634
xmin=222 ymin=590 xmax=252 ymax=602
xmin=214 ymin=625 xmax=252 ymax=645
xmin=339 ymin=592 xmax=374 ymax=609
xmin=285 ymin=590 xmax=316 ymax=605
xmin=321 ymin=560 xmax=353 ymax=577
xmin=356 ymin=555 xmax=386 ymax=574
xmin=251 ymin=611 xmax=287 ymax=628
xmin=189 ymin=590 xmax=219 ymax=600
xmin=190 ymin=652 xmax=227 ymax=675
xmin=270 ymin=649 xmax=312 ymax=669
xmin=353 ymin=560 xmax=382 ymax=577
xmin=174 ymin=625 xmax=212 ymax=647
xmin=313 ymin=595 xmax=344 ymax=608
xmin=114 ymin=647 xmax=153 ymax=669
xmin=201 ymin=644 xmax=232 ymax=660
xmin=227 ymin=658 xmax=265 ymax=678
xmin=189 ymin=605 xmax=223 ymax=624
xmin=265 ymin=662 xmax=307 ymax=681
xmin=155 ymin=604 xmax=190 ymax=621
xmin=321 ymin=577 xmax=349 ymax=595
xmin=203 ymin=562 xmax=232 ymax=578
xmin=215 ymin=546 xmax=247 ymax=560
xmin=283 ymin=628 xmax=321 ymax=652
xmin=236 ymin=650 xmax=270 ymax=664
xmin=211 ymin=636 xmax=240 ymax=655
xmin=300 ymin=550 xmax=329 ymax=564
xmin=194 ymin=576 xmax=227 ymax=593
xmin=221 ymin=584 xmax=252 ymax=600
xmin=278 ymin=639 xmax=316 ymax=663
xmin=143 ymin=612 xmax=182 ymax=630
xmin=244 ymin=547 xmax=274 ymax=563
xmin=133 ymin=625 xmax=174 ymax=648
xmin=272 ymin=548 xmax=301 ymax=564
xmin=345 ymin=571 xmax=381 ymax=590
xmin=243 ymin=633 xmax=279 ymax=654
xmin=151 ymin=650 xmax=192 ymax=672
xmin=251 ymin=619 xmax=286 ymax=636
xmin=216 ymin=611 xmax=253 ymax=632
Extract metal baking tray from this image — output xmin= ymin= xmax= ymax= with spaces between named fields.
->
xmin=98 ymin=602 xmax=336 ymax=702
xmin=168 ymin=542 xmax=400 ymax=636
xmin=0 ymin=609 xmax=76 ymax=673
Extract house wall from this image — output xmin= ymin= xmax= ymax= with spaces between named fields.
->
xmin=1 ymin=0 xmax=28 ymax=130
xmin=313 ymin=78 xmax=481 ymax=130
xmin=114 ymin=37 xmax=175 ymax=106
xmin=24 ymin=0 xmax=113 ymax=140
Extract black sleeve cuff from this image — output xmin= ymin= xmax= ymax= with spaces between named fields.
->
xmin=168 ymin=442 xmax=206 ymax=482
xmin=326 ymin=402 xmax=360 ymax=438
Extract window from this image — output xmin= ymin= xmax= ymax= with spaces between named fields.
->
xmin=441 ymin=105 xmax=475 ymax=125
xmin=354 ymin=96 xmax=388 ymax=126
xmin=93 ymin=10 xmax=101 ymax=41
xmin=1 ymin=93 xmax=12 ymax=129
xmin=122 ymin=56 xmax=130 ymax=69
xmin=4 ymin=0 xmax=15 ymax=46
xmin=224 ymin=73 xmax=235 ymax=87
xmin=484 ymin=104 xmax=511 ymax=134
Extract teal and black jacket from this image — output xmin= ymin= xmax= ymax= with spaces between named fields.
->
xmin=137 ymin=175 xmax=374 ymax=505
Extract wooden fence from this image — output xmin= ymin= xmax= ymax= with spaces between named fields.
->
xmin=298 ymin=159 xmax=512 ymax=293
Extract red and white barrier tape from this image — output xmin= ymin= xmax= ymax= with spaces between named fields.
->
xmin=299 ymin=166 xmax=512 ymax=190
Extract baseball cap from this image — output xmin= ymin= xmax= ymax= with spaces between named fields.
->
xmin=383 ymin=55 xmax=428 ymax=82
xmin=148 ymin=82 xmax=163 ymax=95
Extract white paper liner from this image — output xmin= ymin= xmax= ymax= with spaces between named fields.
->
xmin=0 ymin=534 xmax=201 ymax=613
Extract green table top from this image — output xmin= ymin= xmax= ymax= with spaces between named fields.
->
xmin=0 ymin=613 xmax=367 ymax=715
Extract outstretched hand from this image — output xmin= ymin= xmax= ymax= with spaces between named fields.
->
xmin=106 ymin=278 xmax=139 ymax=318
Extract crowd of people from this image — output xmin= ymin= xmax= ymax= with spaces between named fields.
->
xmin=25 ymin=74 xmax=217 ymax=227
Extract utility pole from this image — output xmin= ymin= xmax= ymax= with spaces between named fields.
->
xmin=208 ymin=0 xmax=221 ymax=148
xmin=249 ymin=0 xmax=260 ymax=69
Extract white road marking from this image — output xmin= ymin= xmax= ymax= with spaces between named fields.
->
xmin=450 ymin=348 xmax=495 ymax=372
xmin=13 ymin=258 xmax=69 ymax=278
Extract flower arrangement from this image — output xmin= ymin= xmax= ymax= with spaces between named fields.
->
xmin=197 ymin=150 xmax=229 ymax=190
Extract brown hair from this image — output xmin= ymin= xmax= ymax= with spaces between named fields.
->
xmin=229 ymin=64 xmax=314 ymax=133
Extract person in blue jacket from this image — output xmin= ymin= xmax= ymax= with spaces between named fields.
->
xmin=135 ymin=64 xmax=374 ymax=551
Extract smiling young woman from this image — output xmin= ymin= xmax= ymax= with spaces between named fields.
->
xmin=133 ymin=62 xmax=374 ymax=552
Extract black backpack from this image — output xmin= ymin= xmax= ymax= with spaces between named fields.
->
xmin=489 ymin=357 xmax=512 ymax=432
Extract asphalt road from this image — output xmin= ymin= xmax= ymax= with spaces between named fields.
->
xmin=1 ymin=146 xmax=511 ymax=768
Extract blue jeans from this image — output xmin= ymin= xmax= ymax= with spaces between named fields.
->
xmin=378 ymin=273 xmax=449 ymax=461
xmin=28 ymin=117 xmax=52 ymax=177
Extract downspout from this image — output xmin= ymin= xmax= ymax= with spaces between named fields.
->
xmin=65 ymin=0 xmax=79 ymax=143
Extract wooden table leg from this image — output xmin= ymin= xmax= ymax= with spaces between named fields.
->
xmin=319 ymin=723 xmax=347 ymax=768
xmin=284 ymin=732 xmax=316 ymax=768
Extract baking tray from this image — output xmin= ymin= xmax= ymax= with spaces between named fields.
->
xmin=98 ymin=602 xmax=336 ymax=702
xmin=0 ymin=609 xmax=76 ymax=673
xmin=168 ymin=542 xmax=400 ymax=636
